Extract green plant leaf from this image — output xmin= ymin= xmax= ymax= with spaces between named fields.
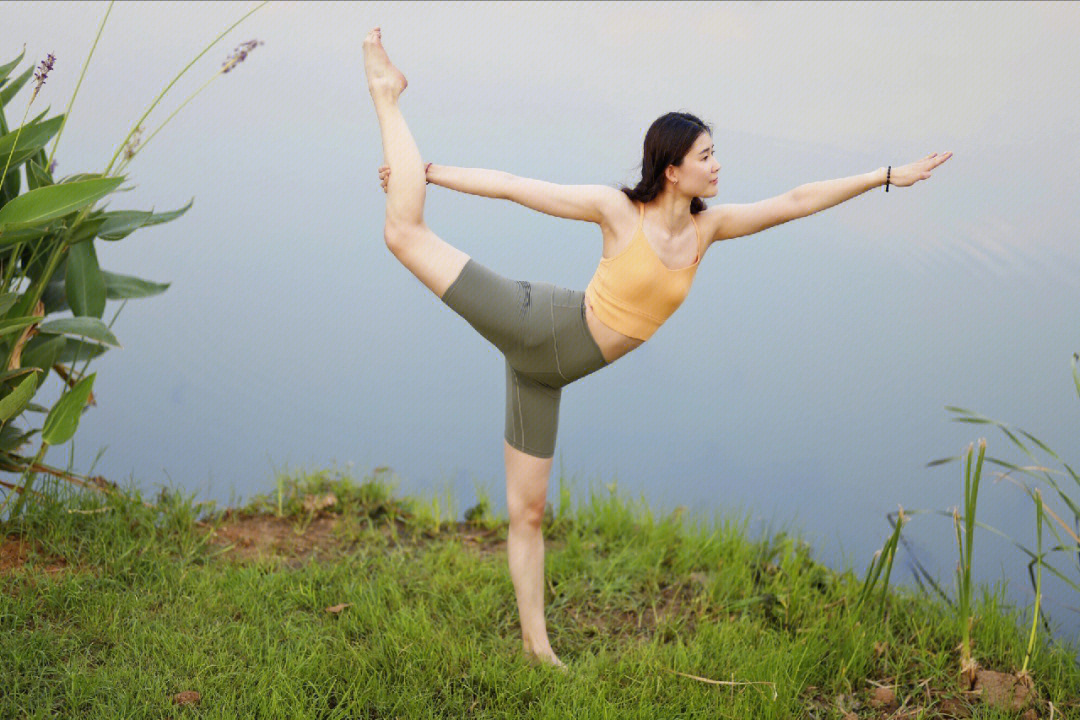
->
xmin=0 ymin=315 xmax=42 ymax=337
xmin=20 ymin=334 xmax=65 ymax=376
xmin=96 ymin=209 xmax=153 ymax=240
xmin=0 ymin=48 xmax=27 ymax=88
xmin=0 ymin=367 xmax=39 ymax=384
xmin=1072 ymin=353 xmax=1080 ymax=403
xmin=55 ymin=338 xmax=107 ymax=365
xmin=0 ymin=63 xmax=33 ymax=106
xmin=145 ymin=198 xmax=193 ymax=226
xmin=69 ymin=212 xmax=107 ymax=245
xmin=41 ymin=372 xmax=96 ymax=446
xmin=96 ymin=198 xmax=193 ymax=240
xmin=26 ymin=159 xmax=53 ymax=191
xmin=41 ymin=274 xmax=68 ymax=314
xmin=0 ymin=371 xmax=38 ymax=422
xmin=0 ymin=222 xmax=58 ymax=249
xmin=0 ymin=175 xmax=124 ymax=231
xmin=0 ymin=291 xmax=17 ymax=316
xmin=0 ymin=424 xmax=36 ymax=453
xmin=66 ymin=240 xmax=106 ymax=318
xmin=0 ymin=114 xmax=64 ymax=175
xmin=36 ymin=317 xmax=120 ymax=347
xmin=103 ymin=270 xmax=170 ymax=299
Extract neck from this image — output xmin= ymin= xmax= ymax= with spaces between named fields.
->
xmin=645 ymin=188 xmax=694 ymax=234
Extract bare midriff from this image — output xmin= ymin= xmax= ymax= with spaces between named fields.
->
xmin=584 ymin=298 xmax=645 ymax=364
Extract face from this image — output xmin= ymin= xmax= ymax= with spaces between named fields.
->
xmin=670 ymin=132 xmax=720 ymax=198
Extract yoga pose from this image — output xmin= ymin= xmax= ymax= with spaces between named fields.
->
xmin=363 ymin=28 xmax=951 ymax=669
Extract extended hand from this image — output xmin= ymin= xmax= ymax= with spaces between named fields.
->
xmin=377 ymin=163 xmax=431 ymax=192
xmin=889 ymin=152 xmax=953 ymax=188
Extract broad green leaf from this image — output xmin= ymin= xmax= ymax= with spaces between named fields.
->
xmin=69 ymin=213 xmax=106 ymax=245
xmin=96 ymin=210 xmax=153 ymax=240
xmin=0 ymin=367 xmax=39 ymax=384
xmin=0 ymin=63 xmax=33 ymax=106
xmin=37 ymin=316 xmax=120 ymax=347
xmin=0 ymin=49 xmax=27 ymax=88
xmin=66 ymin=240 xmax=106 ymax=317
xmin=41 ymin=274 xmax=68 ymax=314
xmin=55 ymin=338 xmax=107 ymax=365
xmin=20 ymin=334 xmax=65 ymax=375
xmin=0 ymin=315 xmax=42 ymax=337
xmin=0 ymin=176 xmax=124 ymax=231
xmin=103 ymin=270 xmax=170 ymax=299
xmin=0 ymin=221 xmax=58 ymax=249
xmin=26 ymin=159 xmax=52 ymax=190
xmin=145 ymin=198 xmax=193 ymax=226
xmin=55 ymin=172 xmax=105 ymax=184
xmin=96 ymin=198 xmax=193 ymax=240
xmin=42 ymin=372 xmax=96 ymax=445
xmin=0 ymin=372 xmax=38 ymax=422
xmin=0 ymin=114 xmax=63 ymax=173
xmin=0 ymin=292 xmax=17 ymax=315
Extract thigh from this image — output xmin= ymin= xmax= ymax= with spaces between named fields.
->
xmin=388 ymin=223 xmax=471 ymax=299
xmin=504 ymin=360 xmax=561 ymax=459
xmin=441 ymin=258 xmax=531 ymax=356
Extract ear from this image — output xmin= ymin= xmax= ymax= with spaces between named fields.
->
xmin=664 ymin=164 xmax=679 ymax=185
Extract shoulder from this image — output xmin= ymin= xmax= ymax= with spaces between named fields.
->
xmin=596 ymin=188 xmax=638 ymax=232
xmin=693 ymin=205 xmax=726 ymax=246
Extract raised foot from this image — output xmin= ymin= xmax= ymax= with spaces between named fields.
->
xmin=362 ymin=27 xmax=407 ymax=99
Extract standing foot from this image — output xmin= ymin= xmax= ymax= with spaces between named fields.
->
xmin=362 ymin=28 xmax=407 ymax=101
xmin=522 ymin=645 xmax=568 ymax=671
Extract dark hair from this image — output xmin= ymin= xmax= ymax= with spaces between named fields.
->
xmin=622 ymin=112 xmax=712 ymax=214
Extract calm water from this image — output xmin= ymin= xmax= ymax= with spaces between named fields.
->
xmin=3 ymin=1 xmax=1079 ymax=652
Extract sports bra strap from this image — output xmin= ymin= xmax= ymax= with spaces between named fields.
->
xmin=690 ymin=213 xmax=702 ymax=254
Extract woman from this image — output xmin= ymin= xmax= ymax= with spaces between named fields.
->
xmin=363 ymin=28 xmax=951 ymax=669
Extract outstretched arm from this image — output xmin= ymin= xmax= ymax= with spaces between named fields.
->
xmin=379 ymin=163 xmax=623 ymax=225
xmin=704 ymin=151 xmax=953 ymax=243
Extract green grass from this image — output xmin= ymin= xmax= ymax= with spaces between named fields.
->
xmin=2 ymin=467 xmax=1078 ymax=718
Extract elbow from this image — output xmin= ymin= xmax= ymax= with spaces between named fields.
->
xmin=494 ymin=171 xmax=518 ymax=201
xmin=787 ymin=189 xmax=810 ymax=220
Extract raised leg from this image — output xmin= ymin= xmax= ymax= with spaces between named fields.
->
xmin=363 ymin=28 xmax=469 ymax=298
xmin=504 ymin=439 xmax=567 ymax=669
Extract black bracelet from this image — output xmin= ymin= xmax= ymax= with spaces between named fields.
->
xmin=885 ymin=166 xmax=890 ymax=192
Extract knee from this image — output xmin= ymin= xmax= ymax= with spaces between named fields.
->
xmin=383 ymin=217 xmax=423 ymax=253
xmin=508 ymin=497 xmax=547 ymax=529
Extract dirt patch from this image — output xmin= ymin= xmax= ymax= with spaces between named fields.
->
xmin=201 ymin=513 xmax=346 ymax=564
xmin=0 ymin=534 xmax=69 ymax=576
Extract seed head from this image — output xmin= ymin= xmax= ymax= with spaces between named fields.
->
xmin=122 ymin=125 xmax=144 ymax=161
xmin=30 ymin=52 xmax=56 ymax=103
xmin=221 ymin=39 xmax=263 ymax=74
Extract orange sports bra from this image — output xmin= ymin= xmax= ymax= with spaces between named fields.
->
xmin=584 ymin=202 xmax=704 ymax=341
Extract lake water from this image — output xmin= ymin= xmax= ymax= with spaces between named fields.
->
xmin=3 ymin=0 xmax=1079 ymax=653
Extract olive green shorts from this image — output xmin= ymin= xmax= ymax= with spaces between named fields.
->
xmin=440 ymin=257 xmax=610 ymax=458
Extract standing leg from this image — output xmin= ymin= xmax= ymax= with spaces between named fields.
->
xmin=363 ymin=28 xmax=468 ymax=298
xmin=504 ymin=439 xmax=566 ymax=669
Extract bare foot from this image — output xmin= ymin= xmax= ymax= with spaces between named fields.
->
xmin=362 ymin=28 xmax=407 ymax=101
xmin=522 ymin=647 xmax=568 ymax=672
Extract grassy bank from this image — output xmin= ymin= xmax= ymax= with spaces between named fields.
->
xmin=2 ymin=467 xmax=1078 ymax=718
